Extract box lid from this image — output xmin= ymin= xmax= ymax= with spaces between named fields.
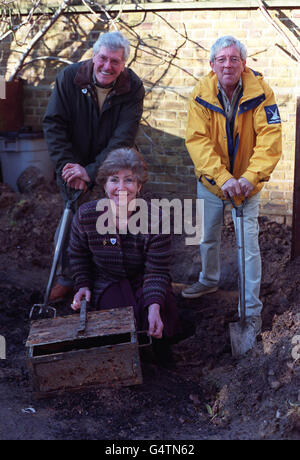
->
xmin=26 ymin=306 xmax=136 ymax=348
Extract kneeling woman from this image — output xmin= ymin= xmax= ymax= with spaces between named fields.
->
xmin=69 ymin=147 xmax=181 ymax=360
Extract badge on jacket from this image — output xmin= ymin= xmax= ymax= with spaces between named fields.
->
xmin=103 ymin=237 xmax=118 ymax=247
xmin=265 ymin=105 xmax=281 ymax=124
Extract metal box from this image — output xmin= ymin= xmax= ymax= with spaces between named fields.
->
xmin=26 ymin=306 xmax=143 ymax=398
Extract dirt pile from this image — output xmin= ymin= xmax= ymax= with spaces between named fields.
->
xmin=0 ymin=179 xmax=299 ymax=440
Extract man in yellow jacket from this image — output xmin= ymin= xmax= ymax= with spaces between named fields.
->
xmin=182 ymin=36 xmax=282 ymax=335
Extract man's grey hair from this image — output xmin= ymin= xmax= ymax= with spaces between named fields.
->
xmin=210 ymin=36 xmax=247 ymax=62
xmin=93 ymin=31 xmax=130 ymax=62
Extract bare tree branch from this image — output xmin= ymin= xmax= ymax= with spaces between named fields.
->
xmin=0 ymin=0 xmax=43 ymax=43
xmin=8 ymin=0 xmax=73 ymax=81
xmin=81 ymin=0 xmax=128 ymax=32
xmin=21 ymin=55 xmax=74 ymax=67
xmin=257 ymin=0 xmax=300 ymax=63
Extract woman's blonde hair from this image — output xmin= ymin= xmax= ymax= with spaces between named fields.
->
xmin=96 ymin=147 xmax=148 ymax=188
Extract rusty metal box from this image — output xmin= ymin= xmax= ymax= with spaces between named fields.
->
xmin=26 ymin=306 xmax=143 ymax=398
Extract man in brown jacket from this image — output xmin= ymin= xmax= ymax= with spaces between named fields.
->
xmin=43 ymin=31 xmax=145 ymax=301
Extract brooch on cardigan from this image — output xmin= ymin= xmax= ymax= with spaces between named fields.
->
xmin=103 ymin=237 xmax=118 ymax=247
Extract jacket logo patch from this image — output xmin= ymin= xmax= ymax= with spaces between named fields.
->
xmin=265 ymin=105 xmax=281 ymax=124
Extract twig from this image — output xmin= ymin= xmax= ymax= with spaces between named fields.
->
xmin=257 ymin=0 xmax=300 ymax=63
xmin=8 ymin=0 xmax=73 ymax=81
xmin=82 ymin=0 xmax=128 ymax=32
xmin=154 ymin=10 xmax=208 ymax=53
xmin=81 ymin=0 xmax=106 ymax=23
xmin=21 ymin=56 xmax=74 ymax=67
xmin=0 ymin=0 xmax=43 ymax=43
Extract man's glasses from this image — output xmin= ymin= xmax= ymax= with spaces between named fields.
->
xmin=214 ymin=56 xmax=241 ymax=64
xmin=96 ymin=55 xmax=124 ymax=67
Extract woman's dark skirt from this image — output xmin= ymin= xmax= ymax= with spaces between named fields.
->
xmin=96 ymin=279 xmax=182 ymax=340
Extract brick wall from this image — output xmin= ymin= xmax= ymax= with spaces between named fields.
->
xmin=1 ymin=2 xmax=299 ymax=221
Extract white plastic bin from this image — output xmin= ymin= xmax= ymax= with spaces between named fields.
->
xmin=0 ymin=132 xmax=54 ymax=192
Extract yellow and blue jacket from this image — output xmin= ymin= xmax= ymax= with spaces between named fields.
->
xmin=186 ymin=66 xmax=282 ymax=200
